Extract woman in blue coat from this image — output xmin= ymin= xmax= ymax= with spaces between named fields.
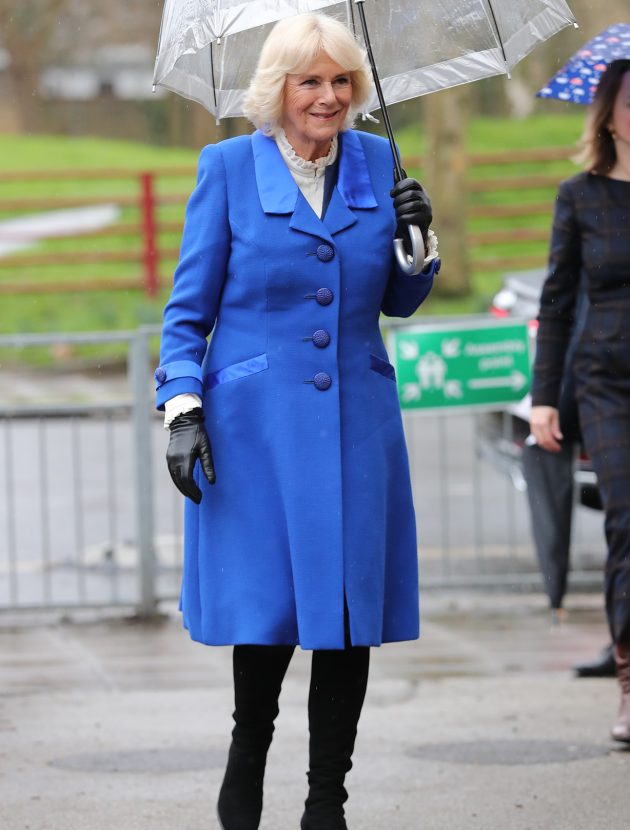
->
xmin=156 ymin=13 xmax=440 ymax=830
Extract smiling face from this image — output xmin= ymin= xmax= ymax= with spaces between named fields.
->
xmin=281 ymin=52 xmax=353 ymax=161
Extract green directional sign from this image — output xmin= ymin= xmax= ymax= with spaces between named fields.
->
xmin=389 ymin=320 xmax=532 ymax=411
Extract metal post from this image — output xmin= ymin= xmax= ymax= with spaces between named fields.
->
xmin=130 ymin=328 xmax=158 ymax=616
xmin=3 ymin=418 xmax=18 ymax=605
xmin=472 ymin=412 xmax=486 ymax=569
xmin=140 ymin=172 xmax=159 ymax=298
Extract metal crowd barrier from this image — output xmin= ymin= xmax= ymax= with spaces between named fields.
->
xmin=0 ymin=325 xmax=605 ymax=617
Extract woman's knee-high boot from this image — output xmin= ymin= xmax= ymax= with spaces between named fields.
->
xmin=218 ymin=645 xmax=294 ymax=830
xmin=301 ymin=644 xmax=370 ymax=830
xmin=611 ymin=643 xmax=630 ymax=743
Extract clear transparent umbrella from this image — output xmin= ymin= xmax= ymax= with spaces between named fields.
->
xmin=153 ymin=0 xmax=577 ymax=273
xmin=153 ymin=0 xmax=577 ymax=120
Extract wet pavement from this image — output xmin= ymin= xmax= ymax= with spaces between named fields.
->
xmin=1 ymin=591 xmax=629 ymax=829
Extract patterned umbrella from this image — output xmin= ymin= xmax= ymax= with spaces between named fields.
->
xmin=537 ymin=22 xmax=630 ymax=105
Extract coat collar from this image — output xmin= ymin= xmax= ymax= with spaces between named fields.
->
xmin=251 ymin=129 xmax=377 ymax=240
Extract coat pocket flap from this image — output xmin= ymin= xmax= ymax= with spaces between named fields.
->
xmin=205 ymin=354 xmax=268 ymax=390
xmin=369 ymin=353 xmax=396 ymax=381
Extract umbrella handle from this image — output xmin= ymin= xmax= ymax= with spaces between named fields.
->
xmin=393 ymin=225 xmax=425 ymax=276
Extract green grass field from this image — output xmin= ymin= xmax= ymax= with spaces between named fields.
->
xmin=0 ymin=134 xmax=199 ymax=171
xmin=0 ymin=113 xmax=586 ymax=345
xmin=396 ymin=112 xmax=585 ymax=160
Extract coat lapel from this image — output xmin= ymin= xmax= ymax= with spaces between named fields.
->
xmin=252 ymin=129 xmax=378 ymax=242
xmin=252 ymin=129 xmax=298 ymax=214
xmin=290 ymin=192 xmax=334 ymax=243
xmin=337 ymin=130 xmax=379 ymax=210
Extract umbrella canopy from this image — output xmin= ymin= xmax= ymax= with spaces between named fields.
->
xmin=537 ymin=22 xmax=630 ymax=105
xmin=154 ymin=0 xmax=577 ymax=120
xmin=522 ymin=442 xmax=574 ymax=612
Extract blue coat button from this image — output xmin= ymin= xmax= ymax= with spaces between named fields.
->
xmin=316 ymin=244 xmax=334 ymax=262
xmin=312 ymin=329 xmax=331 ymax=348
xmin=154 ymin=367 xmax=167 ymax=383
xmin=315 ymin=287 xmax=334 ymax=306
xmin=313 ymin=372 xmax=332 ymax=391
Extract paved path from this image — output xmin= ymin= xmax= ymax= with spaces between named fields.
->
xmin=0 ymin=206 xmax=120 ymax=257
xmin=1 ymin=592 xmax=628 ymax=829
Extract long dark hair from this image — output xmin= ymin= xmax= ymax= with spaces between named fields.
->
xmin=577 ymin=59 xmax=630 ymax=173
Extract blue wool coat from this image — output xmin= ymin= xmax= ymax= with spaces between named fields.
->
xmin=156 ymin=128 xmax=435 ymax=650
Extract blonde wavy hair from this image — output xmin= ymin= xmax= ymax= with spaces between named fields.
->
xmin=243 ymin=13 xmax=373 ymax=136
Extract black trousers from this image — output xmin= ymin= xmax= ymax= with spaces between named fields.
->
xmin=575 ymin=305 xmax=630 ymax=645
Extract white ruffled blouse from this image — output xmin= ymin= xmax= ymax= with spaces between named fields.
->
xmin=275 ymin=128 xmax=338 ymax=218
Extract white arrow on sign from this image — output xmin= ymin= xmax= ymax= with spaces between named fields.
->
xmin=468 ymin=371 xmax=528 ymax=392
xmin=399 ymin=340 xmax=420 ymax=360
xmin=441 ymin=337 xmax=461 ymax=358
xmin=444 ymin=379 xmax=463 ymax=398
xmin=401 ymin=382 xmax=421 ymax=401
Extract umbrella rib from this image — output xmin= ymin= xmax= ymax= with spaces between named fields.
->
xmin=210 ymin=41 xmax=218 ymax=110
xmin=485 ymin=0 xmax=508 ymax=68
xmin=346 ymin=0 xmax=358 ymax=37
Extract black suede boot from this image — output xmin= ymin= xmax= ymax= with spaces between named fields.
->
xmin=218 ymin=644 xmax=294 ymax=830
xmin=300 ymin=641 xmax=370 ymax=830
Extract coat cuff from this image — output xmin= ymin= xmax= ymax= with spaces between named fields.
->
xmin=154 ymin=360 xmax=203 ymax=410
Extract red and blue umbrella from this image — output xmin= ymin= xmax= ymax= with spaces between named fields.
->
xmin=537 ymin=22 xmax=630 ymax=104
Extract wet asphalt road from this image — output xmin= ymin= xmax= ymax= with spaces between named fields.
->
xmin=1 ymin=591 xmax=629 ymax=830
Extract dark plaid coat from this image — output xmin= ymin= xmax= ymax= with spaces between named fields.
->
xmin=531 ymin=171 xmax=630 ymax=406
xmin=531 ymin=171 xmax=630 ymax=643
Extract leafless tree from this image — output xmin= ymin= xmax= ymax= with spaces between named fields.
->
xmin=0 ymin=0 xmax=69 ymax=130
xmin=0 ymin=0 xmax=163 ymax=130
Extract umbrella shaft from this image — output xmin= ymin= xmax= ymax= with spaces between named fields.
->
xmin=355 ymin=0 xmax=404 ymax=182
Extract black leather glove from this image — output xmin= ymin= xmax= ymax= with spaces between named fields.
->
xmin=390 ymin=175 xmax=433 ymax=253
xmin=166 ymin=408 xmax=215 ymax=504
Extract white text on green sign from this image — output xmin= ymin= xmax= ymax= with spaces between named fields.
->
xmin=391 ymin=321 xmax=531 ymax=410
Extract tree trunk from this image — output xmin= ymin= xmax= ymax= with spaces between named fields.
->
xmin=4 ymin=64 xmax=45 ymax=133
xmin=423 ymin=85 xmax=470 ymax=297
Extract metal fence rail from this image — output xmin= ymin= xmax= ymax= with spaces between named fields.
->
xmin=0 ymin=326 xmax=606 ymax=616
xmin=0 ymin=329 xmax=159 ymax=614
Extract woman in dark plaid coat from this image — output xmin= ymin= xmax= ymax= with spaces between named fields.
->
xmin=530 ymin=60 xmax=630 ymax=743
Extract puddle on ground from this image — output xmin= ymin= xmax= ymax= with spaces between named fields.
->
xmin=407 ymin=739 xmax=610 ymax=765
xmin=50 ymin=747 xmax=226 ymax=773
